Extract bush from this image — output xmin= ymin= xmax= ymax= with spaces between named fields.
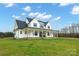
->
xmin=0 ymin=32 xmax=14 ymax=38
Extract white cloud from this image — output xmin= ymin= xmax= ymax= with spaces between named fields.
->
xmin=29 ymin=12 xmax=40 ymax=17
xmin=59 ymin=3 xmax=74 ymax=6
xmin=35 ymin=12 xmax=46 ymax=19
xmin=43 ymin=15 xmax=52 ymax=19
xmin=28 ymin=12 xmax=52 ymax=20
xmin=59 ymin=3 xmax=70 ymax=6
xmin=12 ymin=15 xmax=20 ymax=19
xmin=71 ymin=5 xmax=79 ymax=15
xmin=5 ymin=3 xmax=14 ymax=8
xmin=23 ymin=6 xmax=31 ymax=12
xmin=54 ymin=16 xmax=61 ymax=21
xmin=21 ymin=13 xmax=26 ymax=16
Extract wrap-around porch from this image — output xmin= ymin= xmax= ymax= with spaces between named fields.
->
xmin=23 ymin=27 xmax=53 ymax=38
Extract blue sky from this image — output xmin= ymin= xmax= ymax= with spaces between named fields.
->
xmin=0 ymin=3 xmax=79 ymax=32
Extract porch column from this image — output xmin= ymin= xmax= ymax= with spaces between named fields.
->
xmin=27 ymin=29 xmax=28 ymax=39
xmin=42 ymin=29 xmax=43 ymax=38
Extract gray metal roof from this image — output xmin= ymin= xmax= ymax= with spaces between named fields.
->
xmin=27 ymin=17 xmax=34 ymax=23
xmin=26 ymin=17 xmax=48 ymax=26
xmin=38 ymin=20 xmax=48 ymax=26
xmin=15 ymin=18 xmax=49 ymax=29
xmin=16 ymin=20 xmax=28 ymax=29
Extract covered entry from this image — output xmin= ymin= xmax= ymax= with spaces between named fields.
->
xmin=23 ymin=27 xmax=53 ymax=38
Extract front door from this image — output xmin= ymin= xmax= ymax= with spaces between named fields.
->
xmin=39 ymin=31 xmax=46 ymax=37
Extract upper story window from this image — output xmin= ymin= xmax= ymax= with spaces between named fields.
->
xmin=48 ymin=26 xmax=50 ymax=29
xmin=33 ymin=23 xmax=37 ymax=27
xmin=40 ymin=25 xmax=44 ymax=28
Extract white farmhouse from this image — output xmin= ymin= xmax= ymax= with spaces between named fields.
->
xmin=14 ymin=17 xmax=53 ymax=39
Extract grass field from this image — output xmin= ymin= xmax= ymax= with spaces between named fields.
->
xmin=0 ymin=37 xmax=79 ymax=56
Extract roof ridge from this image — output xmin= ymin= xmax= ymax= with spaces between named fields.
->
xmin=16 ymin=19 xmax=25 ymax=22
xmin=38 ymin=20 xmax=48 ymax=23
xmin=26 ymin=17 xmax=34 ymax=23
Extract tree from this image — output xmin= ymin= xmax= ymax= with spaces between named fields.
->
xmin=0 ymin=32 xmax=14 ymax=38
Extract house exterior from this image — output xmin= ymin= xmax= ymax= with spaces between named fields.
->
xmin=14 ymin=17 xmax=53 ymax=39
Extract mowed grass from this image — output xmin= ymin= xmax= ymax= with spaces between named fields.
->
xmin=0 ymin=37 xmax=79 ymax=56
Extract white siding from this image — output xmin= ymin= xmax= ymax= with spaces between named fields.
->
xmin=14 ymin=30 xmax=40 ymax=39
xmin=28 ymin=19 xmax=40 ymax=28
xmin=46 ymin=23 xmax=52 ymax=29
xmin=46 ymin=31 xmax=53 ymax=37
xmin=14 ymin=29 xmax=27 ymax=39
xmin=14 ymin=30 xmax=19 ymax=39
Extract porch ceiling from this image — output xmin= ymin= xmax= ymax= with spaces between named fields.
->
xmin=23 ymin=27 xmax=52 ymax=32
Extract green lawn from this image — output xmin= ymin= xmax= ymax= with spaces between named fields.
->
xmin=0 ymin=37 xmax=79 ymax=56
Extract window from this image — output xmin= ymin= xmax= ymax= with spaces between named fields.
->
xmin=48 ymin=26 xmax=50 ymax=29
xmin=40 ymin=25 xmax=43 ymax=28
xmin=33 ymin=23 xmax=37 ymax=27
xmin=20 ymin=31 xmax=22 ymax=34
xmin=25 ymin=31 xmax=27 ymax=34
xmin=35 ymin=31 xmax=38 ymax=36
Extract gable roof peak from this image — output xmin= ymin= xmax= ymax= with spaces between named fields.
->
xmin=26 ymin=17 xmax=35 ymax=22
xmin=38 ymin=20 xmax=49 ymax=26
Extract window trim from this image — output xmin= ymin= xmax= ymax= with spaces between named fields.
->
xmin=33 ymin=23 xmax=37 ymax=27
xmin=40 ymin=25 xmax=44 ymax=28
xmin=35 ymin=31 xmax=38 ymax=36
xmin=25 ymin=31 xmax=27 ymax=34
xmin=20 ymin=31 xmax=22 ymax=34
xmin=48 ymin=26 xmax=50 ymax=29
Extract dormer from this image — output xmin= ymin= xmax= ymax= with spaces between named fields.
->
xmin=25 ymin=17 xmax=33 ymax=24
xmin=26 ymin=18 xmax=40 ymax=28
xmin=46 ymin=22 xmax=52 ymax=29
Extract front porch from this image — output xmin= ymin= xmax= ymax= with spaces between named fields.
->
xmin=23 ymin=27 xmax=53 ymax=38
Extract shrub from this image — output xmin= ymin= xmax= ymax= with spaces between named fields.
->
xmin=0 ymin=32 xmax=14 ymax=38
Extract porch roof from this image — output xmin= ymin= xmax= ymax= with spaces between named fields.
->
xmin=23 ymin=27 xmax=52 ymax=32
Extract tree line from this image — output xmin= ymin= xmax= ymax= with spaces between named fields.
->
xmin=54 ymin=33 xmax=79 ymax=38
xmin=0 ymin=32 xmax=14 ymax=38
